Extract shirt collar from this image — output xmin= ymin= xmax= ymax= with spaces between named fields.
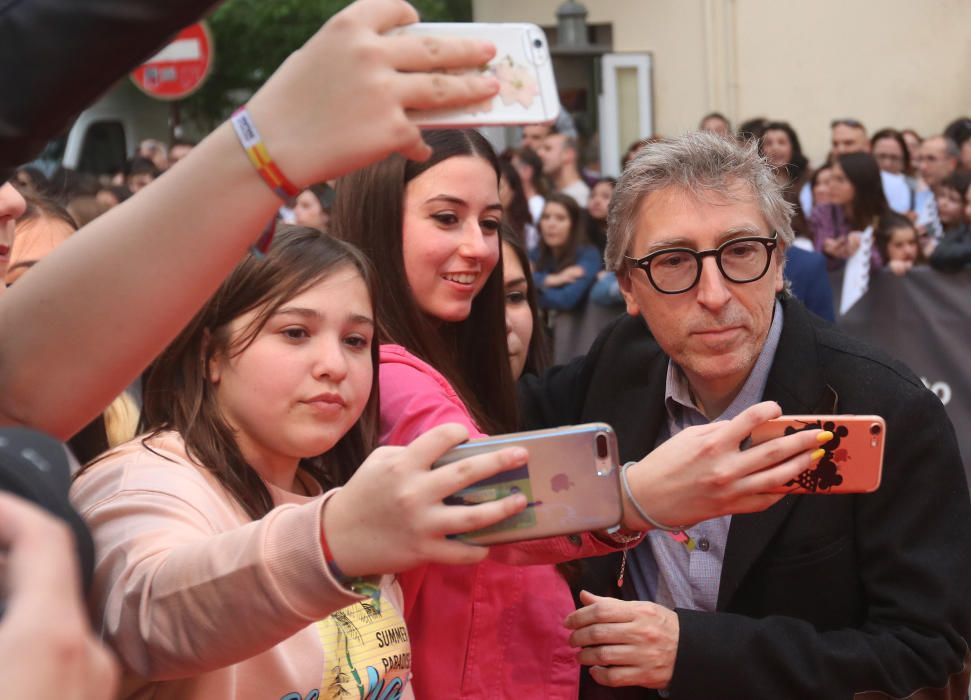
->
xmin=665 ymin=299 xmax=785 ymax=424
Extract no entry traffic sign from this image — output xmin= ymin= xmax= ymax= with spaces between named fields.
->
xmin=131 ymin=22 xmax=214 ymax=100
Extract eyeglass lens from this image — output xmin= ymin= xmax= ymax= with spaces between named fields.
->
xmin=650 ymin=239 xmax=771 ymax=293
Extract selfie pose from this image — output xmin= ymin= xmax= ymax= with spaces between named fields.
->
xmin=334 ymin=129 xmax=829 ymax=699
xmin=71 ymin=229 xmax=532 ymax=699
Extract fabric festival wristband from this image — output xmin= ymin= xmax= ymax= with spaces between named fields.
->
xmin=230 ymin=106 xmax=300 ymax=256
xmin=230 ymin=106 xmax=301 ymax=201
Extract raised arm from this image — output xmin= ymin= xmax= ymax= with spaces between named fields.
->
xmin=0 ymin=0 xmax=500 ymax=439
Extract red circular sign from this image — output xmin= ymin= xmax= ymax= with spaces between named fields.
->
xmin=131 ymin=22 xmax=213 ymax=100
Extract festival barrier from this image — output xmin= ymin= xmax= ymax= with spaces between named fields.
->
xmin=835 ymin=267 xmax=971 ymax=488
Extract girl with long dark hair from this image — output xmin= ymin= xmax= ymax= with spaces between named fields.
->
xmin=332 ymin=130 xmax=636 ymax=699
xmin=809 ymin=152 xmax=889 ymax=269
xmin=532 ymin=192 xmax=603 ymax=311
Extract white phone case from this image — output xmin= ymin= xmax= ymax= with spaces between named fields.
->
xmin=389 ymin=22 xmax=561 ymax=128
xmin=432 ymin=423 xmax=623 ymax=545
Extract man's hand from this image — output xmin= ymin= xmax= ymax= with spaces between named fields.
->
xmin=565 ymin=590 xmax=679 ymax=689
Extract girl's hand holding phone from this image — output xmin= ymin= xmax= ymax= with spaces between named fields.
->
xmin=322 ymin=424 xmax=528 ymax=577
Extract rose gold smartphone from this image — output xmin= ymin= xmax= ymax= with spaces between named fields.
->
xmin=744 ymin=415 xmax=886 ymax=494
xmin=432 ymin=423 xmax=622 ymax=545
xmin=387 ymin=22 xmax=561 ymax=127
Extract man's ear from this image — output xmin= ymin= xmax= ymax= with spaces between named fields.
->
xmin=617 ymin=269 xmax=642 ymax=317
xmin=773 ymin=246 xmax=786 ymax=294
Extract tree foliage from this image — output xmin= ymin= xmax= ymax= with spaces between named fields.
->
xmin=182 ymin=0 xmax=471 ymax=131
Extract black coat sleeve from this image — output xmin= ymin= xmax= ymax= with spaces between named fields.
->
xmin=668 ymin=387 xmax=971 ymax=699
xmin=0 ymin=0 xmax=221 ymax=178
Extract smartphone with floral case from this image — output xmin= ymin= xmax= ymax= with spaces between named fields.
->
xmin=388 ymin=22 xmax=561 ymax=128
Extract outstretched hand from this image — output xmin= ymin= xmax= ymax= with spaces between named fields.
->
xmin=323 ymin=423 xmax=528 ymax=577
xmin=247 ymin=0 xmax=500 ymax=184
xmin=621 ymin=401 xmax=829 ymax=530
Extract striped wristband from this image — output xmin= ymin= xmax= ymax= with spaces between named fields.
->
xmin=230 ymin=106 xmax=301 ymax=201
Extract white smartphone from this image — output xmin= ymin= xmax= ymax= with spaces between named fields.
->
xmin=389 ymin=22 xmax=561 ymax=128
xmin=432 ymin=423 xmax=623 ymax=545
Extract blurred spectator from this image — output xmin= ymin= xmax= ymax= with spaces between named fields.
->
xmin=167 ymin=138 xmax=195 ymax=167
xmin=875 ymin=212 xmax=927 ymax=276
xmin=737 ymin=116 xmax=769 ymax=142
xmin=12 ymin=166 xmax=48 ymax=194
xmin=914 ymin=135 xmax=960 ymax=237
xmin=498 ymin=160 xmax=535 ymax=250
xmin=871 ymin=128 xmax=915 ymax=210
xmin=501 ymin=227 xmax=549 ymax=379
xmin=826 ymin=118 xmax=910 ymax=214
xmin=137 ymin=138 xmax=168 ymax=171
xmin=759 ymin=122 xmax=809 ymax=190
xmin=621 ymin=136 xmax=659 ymax=171
xmin=901 ymin=129 xmax=923 ymax=177
xmin=943 ymin=116 xmax=971 ymax=172
xmin=47 ymin=167 xmax=99 ymax=203
xmin=539 ymin=131 xmax=589 ymax=206
xmin=521 ymin=123 xmax=553 ymax=153
xmin=871 ymin=129 xmax=910 ymax=177
xmin=936 ymin=172 xmax=971 ymax=236
xmin=531 ymin=193 xmax=601 ymax=311
xmin=7 ymin=193 xmax=76 ymax=285
xmin=584 ymin=177 xmax=615 ymax=254
xmin=810 ymin=152 xmax=888 ymax=270
xmin=929 ymin=177 xmax=971 ymax=272
xmin=95 ymin=185 xmax=131 ymax=210
xmin=508 ymin=146 xmax=546 ymax=227
xmin=293 ymin=183 xmax=334 ymax=232
xmin=66 ymin=196 xmax=109 ymax=228
xmin=125 ymin=157 xmax=160 ymax=193
xmin=699 ymin=112 xmax=731 ymax=138
xmin=810 ymin=164 xmax=834 ymax=208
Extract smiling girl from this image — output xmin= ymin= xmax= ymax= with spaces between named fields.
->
xmin=334 ymin=130 xmax=635 ymax=699
xmin=70 ymin=227 xmax=529 ymax=700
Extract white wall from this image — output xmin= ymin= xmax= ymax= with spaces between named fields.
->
xmin=474 ymin=0 xmax=971 ymax=168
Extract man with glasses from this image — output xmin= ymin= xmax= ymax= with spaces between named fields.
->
xmin=521 ymin=132 xmax=971 ymax=699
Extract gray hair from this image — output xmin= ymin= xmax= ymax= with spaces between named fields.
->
xmin=604 ymin=131 xmax=795 ymax=272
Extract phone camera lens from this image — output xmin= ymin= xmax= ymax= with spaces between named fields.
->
xmin=869 ymin=423 xmax=882 ymax=436
xmin=533 ymin=38 xmax=543 ymax=48
xmin=595 ymin=433 xmax=609 ymax=460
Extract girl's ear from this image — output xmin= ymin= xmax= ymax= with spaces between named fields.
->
xmin=203 ymin=329 xmax=222 ymax=385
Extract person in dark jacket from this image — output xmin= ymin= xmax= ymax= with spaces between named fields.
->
xmin=520 ymin=132 xmax=971 ymax=700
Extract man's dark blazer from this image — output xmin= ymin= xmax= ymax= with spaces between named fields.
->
xmin=520 ymin=295 xmax=971 ymax=699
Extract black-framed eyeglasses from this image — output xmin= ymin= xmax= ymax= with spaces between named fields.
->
xmin=624 ymin=233 xmax=779 ymax=295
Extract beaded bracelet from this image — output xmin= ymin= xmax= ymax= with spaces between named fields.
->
xmin=230 ymin=106 xmax=300 ymax=256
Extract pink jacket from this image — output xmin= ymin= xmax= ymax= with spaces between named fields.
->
xmin=379 ymin=344 xmax=618 ymax=700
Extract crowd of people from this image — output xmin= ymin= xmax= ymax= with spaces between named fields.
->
xmin=0 ymin=1 xmax=969 ymax=699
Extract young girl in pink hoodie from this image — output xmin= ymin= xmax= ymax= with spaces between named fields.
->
xmin=71 ymin=227 xmax=529 ymax=700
